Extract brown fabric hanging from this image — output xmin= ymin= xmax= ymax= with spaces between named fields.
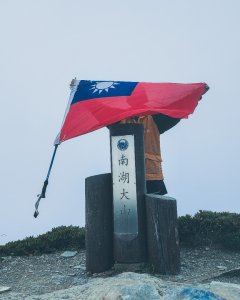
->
xmin=120 ymin=116 xmax=164 ymax=181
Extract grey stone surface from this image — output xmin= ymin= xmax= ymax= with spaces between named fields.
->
xmin=217 ymin=266 xmax=227 ymax=271
xmin=72 ymin=265 xmax=85 ymax=270
xmin=0 ymin=272 xmax=165 ymax=300
xmin=0 ymin=286 xmax=11 ymax=294
xmin=60 ymin=251 xmax=78 ymax=258
xmin=1 ymin=272 xmax=240 ymax=300
xmin=120 ymin=283 xmax=161 ymax=299
xmin=207 ymin=281 xmax=240 ymax=300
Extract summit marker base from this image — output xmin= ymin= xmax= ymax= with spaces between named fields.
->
xmin=145 ymin=194 xmax=180 ymax=275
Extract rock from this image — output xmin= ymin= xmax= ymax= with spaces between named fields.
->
xmin=84 ymin=272 xmax=164 ymax=300
xmin=217 ymin=265 xmax=227 ymax=271
xmin=208 ymin=281 xmax=240 ymax=300
xmin=72 ymin=265 xmax=85 ymax=270
xmin=0 ymin=286 xmax=11 ymax=294
xmin=2 ymin=272 xmax=165 ymax=300
xmin=60 ymin=251 xmax=78 ymax=258
xmin=2 ymin=272 xmax=239 ymax=300
xmin=118 ymin=283 xmax=161 ymax=299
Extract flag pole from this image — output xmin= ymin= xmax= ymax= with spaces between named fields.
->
xmin=34 ymin=144 xmax=59 ymax=218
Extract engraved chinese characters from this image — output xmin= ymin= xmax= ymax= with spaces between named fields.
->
xmin=111 ymin=135 xmax=138 ymax=234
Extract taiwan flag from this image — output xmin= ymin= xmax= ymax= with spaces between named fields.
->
xmin=55 ymin=80 xmax=209 ymax=144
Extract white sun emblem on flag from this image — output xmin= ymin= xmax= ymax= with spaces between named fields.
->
xmin=90 ymin=81 xmax=119 ymax=94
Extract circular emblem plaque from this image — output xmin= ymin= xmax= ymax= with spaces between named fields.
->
xmin=117 ymin=139 xmax=129 ymax=151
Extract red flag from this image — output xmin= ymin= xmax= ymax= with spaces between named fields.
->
xmin=56 ymin=80 xmax=208 ymax=144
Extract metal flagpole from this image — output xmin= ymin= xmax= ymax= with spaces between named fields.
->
xmin=34 ymin=144 xmax=59 ymax=218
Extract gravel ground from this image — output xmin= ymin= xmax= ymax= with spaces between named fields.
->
xmin=0 ymin=250 xmax=88 ymax=296
xmin=0 ymin=247 xmax=240 ymax=297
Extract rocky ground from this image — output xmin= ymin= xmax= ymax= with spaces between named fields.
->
xmin=0 ymin=247 xmax=240 ymax=299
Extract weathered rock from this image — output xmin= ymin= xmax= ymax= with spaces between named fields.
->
xmin=0 ymin=286 xmax=11 ymax=294
xmin=208 ymin=281 xmax=240 ymax=300
xmin=2 ymin=272 xmax=240 ymax=300
xmin=217 ymin=265 xmax=227 ymax=271
xmin=60 ymin=251 xmax=78 ymax=258
xmin=72 ymin=265 xmax=85 ymax=270
xmin=75 ymin=272 xmax=164 ymax=300
xmin=0 ymin=273 xmax=164 ymax=299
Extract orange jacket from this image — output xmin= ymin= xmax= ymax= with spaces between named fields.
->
xmin=120 ymin=116 xmax=164 ymax=181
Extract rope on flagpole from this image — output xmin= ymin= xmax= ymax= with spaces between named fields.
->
xmin=34 ymin=144 xmax=59 ymax=218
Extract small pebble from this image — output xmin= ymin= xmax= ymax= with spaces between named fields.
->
xmin=0 ymin=286 xmax=11 ymax=294
xmin=73 ymin=265 xmax=85 ymax=270
xmin=60 ymin=251 xmax=78 ymax=258
xmin=217 ymin=265 xmax=227 ymax=271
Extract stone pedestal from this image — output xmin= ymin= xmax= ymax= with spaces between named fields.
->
xmin=145 ymin=194 xmax=180 ymax=274
xmin=85 ymin=173 xmax=113 ymax=273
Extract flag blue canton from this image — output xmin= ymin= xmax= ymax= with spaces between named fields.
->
xmin=71 ymin=80 xmax=138 ymax=105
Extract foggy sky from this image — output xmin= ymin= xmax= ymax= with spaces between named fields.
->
xmin=0 ymin=0 xmax=240 ymax=245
